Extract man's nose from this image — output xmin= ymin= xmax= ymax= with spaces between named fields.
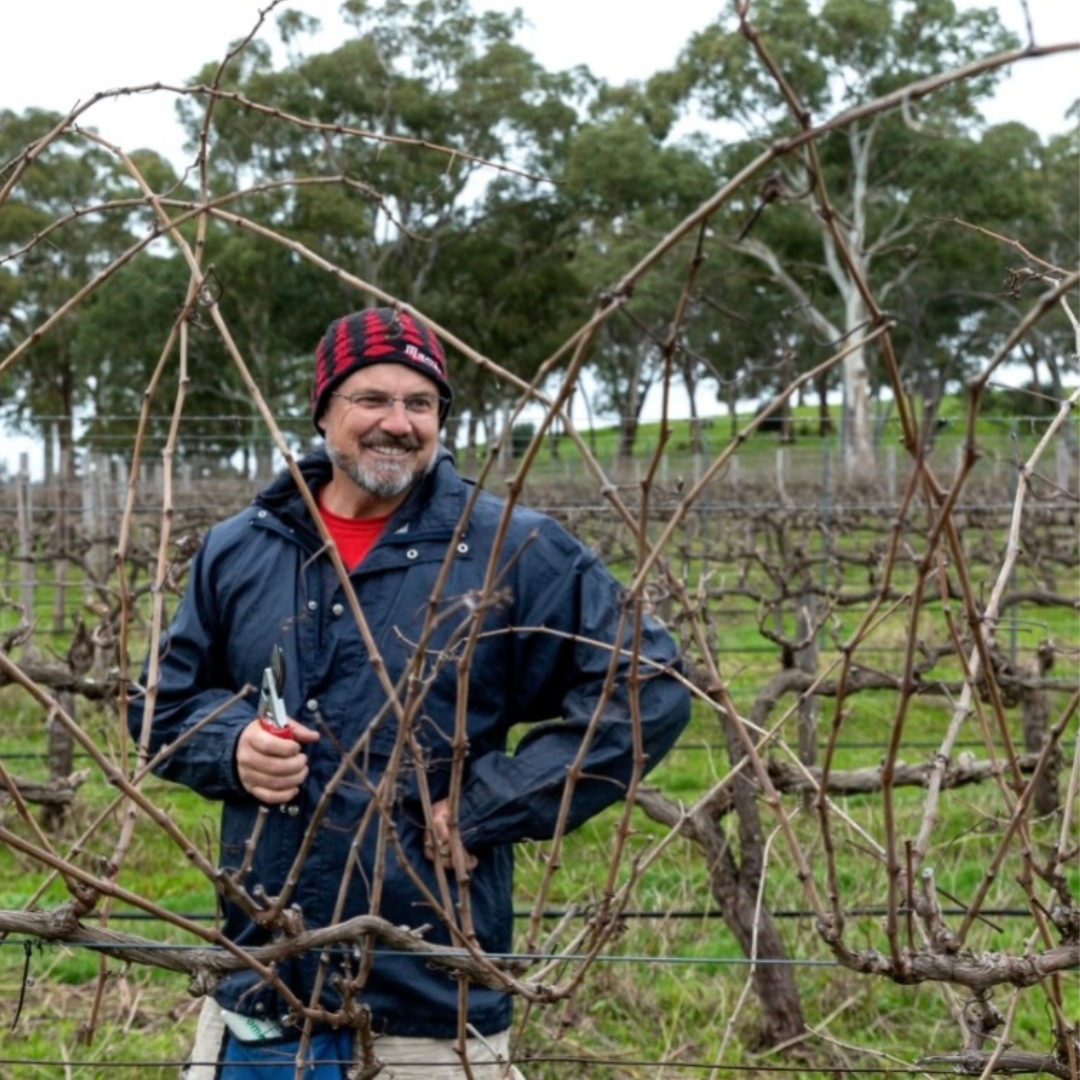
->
xmin=378 ymin=398 xmax=413 ymax=434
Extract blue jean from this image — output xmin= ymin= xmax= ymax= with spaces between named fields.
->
xmin=220 ymin=1029 xmax=353 ymax=1078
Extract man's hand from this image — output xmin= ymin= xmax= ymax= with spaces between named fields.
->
xmin=424 ymin=798 xmax=477 ymax=871
xmin=236 ymin=717 xmax=319 ymax=803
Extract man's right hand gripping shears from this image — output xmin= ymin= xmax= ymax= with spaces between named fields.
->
xmin=257 ymin=645 xmax=292 ymax=739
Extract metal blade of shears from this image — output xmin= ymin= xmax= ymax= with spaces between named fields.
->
xmin=258 ymin=644 xmax=289 ymax=735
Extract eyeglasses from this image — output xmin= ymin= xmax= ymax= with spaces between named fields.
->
xmin=330 ymin=390 xmax=443 ymax=417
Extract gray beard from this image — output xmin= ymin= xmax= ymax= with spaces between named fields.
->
xmin=327 ymin=440 xmax=435 ymax=499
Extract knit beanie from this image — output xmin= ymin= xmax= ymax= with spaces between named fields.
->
xmin=311 ymin=309 xmax=452 ymax=431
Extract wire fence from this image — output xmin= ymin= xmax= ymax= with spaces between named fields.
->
xmin=2 ymin=412 xmax=1077 ymax=496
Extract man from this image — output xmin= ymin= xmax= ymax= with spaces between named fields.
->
xmin=130 ymin=308 xmax=690 ymax=1078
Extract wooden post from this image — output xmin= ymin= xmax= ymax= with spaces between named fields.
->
xmin=114 ymin=455 xmax=129 ymax=508
xmin=16 ymin=453 xmax=37 ymax=660
xmin=81 ymin=456 xmax=96 ymax=600
xmin=496 ymin=410 xmax=513 ymax=476
xmin=52 ymin=445 xmax=71 ymax=634
xmin=776 ymin=447 xmax=789 ymax=503
xmin=95 ymin=455 xmax=109 ymax=586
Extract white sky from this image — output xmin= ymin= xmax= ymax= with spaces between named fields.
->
xmin=0 ymin=1 xmax=1077 ymax=474
xmin=0 ymin=0 xmax=1076 ymax=166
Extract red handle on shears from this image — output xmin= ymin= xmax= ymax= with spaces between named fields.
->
xmin=259 ymin=714 xmax=294 ymax=739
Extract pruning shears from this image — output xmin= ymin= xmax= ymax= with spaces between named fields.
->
xmin=257 ymin=645 xmax=291 ymax=739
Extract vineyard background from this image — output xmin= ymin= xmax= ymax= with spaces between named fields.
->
xmin=1 ymin=0 xmax=1078 ymax=1074
xmin=2 ymin=409 xmax=1077 ymax=1077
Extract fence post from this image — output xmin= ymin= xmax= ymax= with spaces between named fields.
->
xmin=150 ymin=461 xmax=164 ymax=505
xmin=16 ymin=453 xmax=37 ymax=661
xmin=52 ymin=446 xmax=71 ymax=634
xmin=81 ymin=454 xmax=102 ymax=600
xmin=775 ymin=446 xmax=789 ymax=503
xmin=81 ymin=457 xmax=95 ymax=601
xmin=114 ymin=455 xmax=129 ymax=511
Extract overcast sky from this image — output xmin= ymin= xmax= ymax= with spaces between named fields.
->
xmin=1 ymin=0 xmax=1076 ymax=167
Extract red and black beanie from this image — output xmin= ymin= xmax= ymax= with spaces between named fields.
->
xmin=311 ymin=308 xmax=452 ymax=431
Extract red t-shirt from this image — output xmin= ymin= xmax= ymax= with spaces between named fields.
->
xmin=318 ymin=497 xmax=390 ymax=571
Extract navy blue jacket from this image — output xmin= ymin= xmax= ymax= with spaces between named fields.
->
xmin=130 ymin=447 xmax=689 ymax=1038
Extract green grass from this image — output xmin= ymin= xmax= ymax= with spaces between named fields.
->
xmin=1 ymin=681 xmax=1076 ymax=1078
xmin=452 ymin=397 xmax=1079 ymax=511
xmin=0 ymin=424 xmax=1076 ymax=1078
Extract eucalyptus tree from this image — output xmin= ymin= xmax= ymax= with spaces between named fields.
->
xmin=426 ymin=181 xmax=591 ymax=458
xmin=657 ymin=0 xmax=1022 ymax=473
xmin=864 ymin=117 xmax=1074 ymax=440
xmin=165 ymin=0 xmax=589 ymax=446
xmin=948 ymin=122 xmax=1080 ymax=430
xmin=179 ymin=2 xmax=575 ymax=298
xmin=556 ymin=86 xmax=718 ymax=464
xmin=0 ymin=111 xmax=174 ymax=479
xmin=73 ymin=231 xmax=332 ymax=477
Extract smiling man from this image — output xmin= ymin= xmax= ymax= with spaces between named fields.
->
xmin=130 ymin=307 xmax=690 ymax=1078
xmin=316 ymin=309 xmax=447 ymax=511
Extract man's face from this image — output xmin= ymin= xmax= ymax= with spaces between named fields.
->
xmin=321 ymin=362 xmax=442 ymax=502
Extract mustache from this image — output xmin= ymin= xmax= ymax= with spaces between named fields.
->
xmin=359 ymin=434 xmax=420 ymax=451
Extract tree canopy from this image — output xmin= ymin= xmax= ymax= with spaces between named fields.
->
xmin=0 ymin=0 xmax=1074 ymax=475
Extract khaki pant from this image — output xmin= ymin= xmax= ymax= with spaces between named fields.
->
xmin=366 ymin=1030 xmax=526 ymax=1079
xmin=185 ymin=997 xmax=526 ymax=1079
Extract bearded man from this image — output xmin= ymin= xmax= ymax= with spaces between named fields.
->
xmin=130 ymin=307 xmax=690 ymax=1078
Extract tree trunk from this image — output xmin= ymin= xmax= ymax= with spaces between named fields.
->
xmin=460 ymin=414 xmax=480 ymax=471
xmin=497 ymin=408 xmax=514 ymax=474
xmin=841 ymin=341 xmax=873 ymax=478
xmin=693 ymin=810 xmax=807 ymax=1048
xmin=253 ymin=425 xmax=275 ymax=481
xmin=716 ymin=705 xmax=807 ymax=1047
xmin=815 ymin=371 xmax=833 ymax=437
xmin=613 ymin=344 xmax=649 ymax=472
xmin=727 ymin=381 xmax=740 ymax=441
xmin=684 ymin=363 xmax=703 ymax=454
xmin=780 ymin=350 xmax=795 ymax=444
xmin=615 ymin=415 xmax=639 ymax=473
xmin=1038 ymin=341 xmax=1079 ymax=455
